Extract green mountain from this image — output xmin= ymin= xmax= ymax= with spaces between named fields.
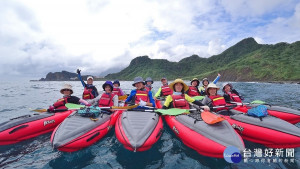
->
xmin=105 ymin=37 xmax=300 ymax=82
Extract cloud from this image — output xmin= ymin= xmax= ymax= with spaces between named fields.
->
xmin=0 ymin=0 xmax=300 ymax=80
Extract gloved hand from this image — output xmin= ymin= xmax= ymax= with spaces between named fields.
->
xmin=47 ymin=105 xmax=55 ymax=112
xmin=77 ymin=69 xmax=81 ymax=74
xmin=139 ymin=99 xmax=147 ymax=107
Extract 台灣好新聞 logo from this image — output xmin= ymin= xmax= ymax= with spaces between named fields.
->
xmin=223 ymin=146 xmax=242 ymax=163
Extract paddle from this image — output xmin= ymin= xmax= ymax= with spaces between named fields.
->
xmin=65 ymin=103 xmax=139 ymax=110
xmin=192 ymin=96 xmax=205 ymax=101
xmin=139 ymin=107 xmax=223 ymax=124
xmin=118 ymin=95 xmax=128 ymax=101
xmin=212 ymin=104 xmax=238 ymax=110
xmin=153 ymin=108 xmax=190 ymax=115
xmin=200 ymin=110 xmax=225 ymax=124
xmin=31 ymin=108 xmax=68 ymax=113
xmin=251 ymin=100 xmax=266 ymax=104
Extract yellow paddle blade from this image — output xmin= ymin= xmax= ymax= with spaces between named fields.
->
xmin=111 ymin=104 xmax=138 ymax=110
xmin=118 ymin=95 xmax=128 ymax=101
xmin=31 ymin=109 xmax=48 ymax=113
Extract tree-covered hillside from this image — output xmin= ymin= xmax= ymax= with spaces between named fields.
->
xmin=105 ymin=37 xmax=300 ymax=82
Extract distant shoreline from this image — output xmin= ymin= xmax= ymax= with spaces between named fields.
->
xmin=30 ymin=79 xmax=300 ymax=84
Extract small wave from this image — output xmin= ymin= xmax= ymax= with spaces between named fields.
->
xmin=0 ymin=109 xmax=15 ymax=113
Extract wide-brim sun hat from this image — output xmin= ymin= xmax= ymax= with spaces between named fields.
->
xmin=161 ymin=77 xmax=167 ymax=81
xmin=113 ymin=80 xmax=120 ymax=86
xmin=222 ymin=83 xmax=233 ymax=91
xmin=145 ymin=77 xmax=153 ymax=84
xmin=60 ymin=84 xmax=73 ymax=94
xmin=206 ymin=83 xmax=220 ymax=94
xmin=102 ymin=81 xmax=114 ymax=91
xmin=202 ymin=78 xmax=209 ymax=85
xmin=132 ymin=77 xmax=145 ymax=87
xmin=169 ymin=79 xmax=189 ymax=92
xmin=190 ymin=78 xmax=200 ymax=86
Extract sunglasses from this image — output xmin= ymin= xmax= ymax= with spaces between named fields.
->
xmin=62 ymin=89 xmax=71 ymax=92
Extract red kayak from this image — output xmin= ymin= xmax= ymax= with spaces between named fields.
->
xmin=51 ymin=110 xmax=123 ymax=152
xmin=221 ymin=109 xmax=300 ymax=148
xmin=164 ymin=114 xmax=245 ymax=158
xmin=156 ymin=100 xmax=245 ymax=158
xmin=115 ymin=109 xmax=163 ymax=152
xmin=234 ymin=104 xmax=300 ymax=124
xmin=0 ymin=110 xmax=74 ymax=145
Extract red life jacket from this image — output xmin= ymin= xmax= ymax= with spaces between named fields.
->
xmin=145 ymin=86 xmax=152 ymax=92
xmin=98 ymin=93 xmax=115 ymax=107
xmin=135 ymin=90 xmax=149 ymax=104
xmin=187 ymin=86 xmax=200 ymax=97
xmin=226 ymin=92 xmax=242 ymax=103
xmin=171 ymin=94 xmax=189 ymax=109
xmin=82 ymin=87 xmax=94 ymax=99
xmin=53 ymin=97 xmax=69 ymax=109
xmin=209 ymin=95 xmax=227 ymax=112
xmin=112 ymin=87 xmax=122 ymax=96
xmin=161 ymin=85 xmax=173 ymax=96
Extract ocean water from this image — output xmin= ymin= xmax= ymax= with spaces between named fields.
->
xmin=0 ymin=80 xmax=299 ymax=169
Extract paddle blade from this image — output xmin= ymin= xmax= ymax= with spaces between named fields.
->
xmin=65 ymin=103 xmax=85 ymax=109
xmin=192 ymin=96 xmax=205 ymax=101
xmin=118 ymin=95 xmax=128 ymax=101
xmin=111 ymin=104 xmax=139 ymax=110
xmin=155 ymin=108 xmax=188 ymax=115
xmin=251 ymin=100 xmax=266 ymax=104
xmin=201 ymin=111 xmax=225 ymax=124
xmin=31 ymin=109 xmax=48 ymax=112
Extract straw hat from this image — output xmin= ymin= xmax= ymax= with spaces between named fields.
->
xmin=169 ymin=79 xmax=189 ymax=92
xmin=190 ymin=78 xmax=200 ymax=86
xmin=60 ymin=84 xmax=73 ymax=94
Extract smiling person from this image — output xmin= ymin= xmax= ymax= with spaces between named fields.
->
xmin=145 ymin=77 xmax=154 ymax=92
xmin=202 ymin=83 xmax=228 ymax=112
xmin=47 ymin=84 xmax=90 ymax=112
xmin=199 ymin=73 xmax=221 ymax=96
xmin=154 ymin=77 xmax=173 ymax=100
xmin=87 ymin=81 xmax=118 ymax=113
xmin=162 ymin=79 xmax=209 ymax=111
xmin=77 ymin=69 xmax=99 ymax=100
xmin=187 ymin=78 xmax=201 ymax=97
xmin=222 ymin=83 xmax=244 ymax=103
xmin=112 ymin=80 xmax=125 ymax=96
xmin=125 ymin=77 xmax=155 ymax=108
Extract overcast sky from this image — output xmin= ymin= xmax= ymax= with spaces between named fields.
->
xmin=1 ymin=0 xmax=300 ymax=80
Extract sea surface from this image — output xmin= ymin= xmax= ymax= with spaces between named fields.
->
xmin=0 ymin=80 xmax=300 ymax=169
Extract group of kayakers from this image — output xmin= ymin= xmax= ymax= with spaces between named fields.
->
xmin=47 ymin=69 xmax=244 ymax=115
